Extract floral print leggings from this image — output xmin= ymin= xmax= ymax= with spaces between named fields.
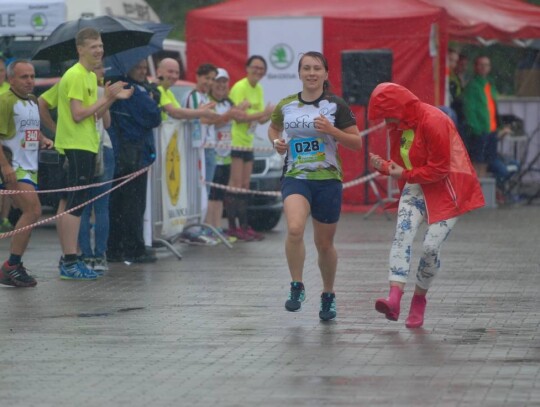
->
xmin=389 ymin=183 xmax=458 ymax=290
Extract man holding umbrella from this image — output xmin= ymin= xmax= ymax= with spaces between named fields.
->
xmin=55 ymin=27 xmax=133 ymax=280
xmin=106 ymin=58 xmax=162 ymax=264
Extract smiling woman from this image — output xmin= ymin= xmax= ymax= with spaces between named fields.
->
xmin=225 ymin=55 xmax=275 ymax=241
xmin=268 ymin=50 xmax=361 ymax=322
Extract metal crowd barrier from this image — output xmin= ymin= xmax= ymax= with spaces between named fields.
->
xmin=148 ymin=119 xmax=232 ymax=260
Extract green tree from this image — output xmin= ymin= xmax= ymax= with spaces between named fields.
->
xmin=146 ymin=0 xmax=224 ymax=40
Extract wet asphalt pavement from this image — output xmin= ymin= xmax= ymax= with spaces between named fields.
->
xmin=1 ymin=203 xmax=539 ymax=406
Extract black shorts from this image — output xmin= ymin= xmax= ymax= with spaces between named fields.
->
xmin=230 ymin=150 xmax=254 ymax=162
xmin=64 ymin=149 xmax=96 ymax=217
xmin=281 ymin=177 xmax=343 ymax=224
xmin=209 ymin=164 xmax=230 ymax=201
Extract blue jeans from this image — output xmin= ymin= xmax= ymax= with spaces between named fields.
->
xmin=205 ymin=148 xmax=217 ymax=194
xmin=78 ymin=147 xmax=115 ymax=258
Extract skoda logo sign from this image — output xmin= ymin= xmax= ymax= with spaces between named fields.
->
xmin=31 ymin=13 xmax=47 ymax=31
xmin=270 ymin=44 xmax=294 ymax=70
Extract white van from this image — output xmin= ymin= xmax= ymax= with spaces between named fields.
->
xmin=147 ymin=39 xmax=187 ymax=80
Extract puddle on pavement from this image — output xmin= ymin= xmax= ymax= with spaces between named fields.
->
xmin=43 ymin=307 xmax=146 ymax=319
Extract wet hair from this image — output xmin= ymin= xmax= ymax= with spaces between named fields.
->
xmin=246 ymin=55 xmax=267 ymax=71
xmin=196 ymin=63 xmax=218 ymax=76
xmin=6 ymin=59 xmax=33 ymax=78
xmin=76 ymin=27 xmax=101 ymax=47
xmin=298 ymin=51 xmax=331 ymax=92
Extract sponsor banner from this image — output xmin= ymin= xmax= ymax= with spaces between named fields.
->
xmin=0 ymin=1 xmax=66 ymax=36
xmin=248 ymin=16 xmax=322 ymax=104
xmin=160 ymin=121 xmax=189 ymax=238
xmin=248 ymin=16 xmax=322 ymax=140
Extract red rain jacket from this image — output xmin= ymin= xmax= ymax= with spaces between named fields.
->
xmin=368 ymin=82 xmax=485 ymax=224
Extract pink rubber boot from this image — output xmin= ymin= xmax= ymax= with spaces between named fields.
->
xmin=405 ymin=294 xmax=427 ymax=328
xmin=375 ymin=286 xmax=403 ymax=321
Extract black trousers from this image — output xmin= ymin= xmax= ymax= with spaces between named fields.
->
xmin=107 ymin=171 xmax=148 ymax=259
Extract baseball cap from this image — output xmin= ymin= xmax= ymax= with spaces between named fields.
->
xmin=215 ymin=68 xmax=229 ymax=80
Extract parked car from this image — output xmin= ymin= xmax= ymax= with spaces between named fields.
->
xmin=170 ymin=82 xmax=283 ymax=232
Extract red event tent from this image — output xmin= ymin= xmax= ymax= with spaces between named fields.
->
xmin=421 ymin=0 xmax=540 ymax=44
xmin=186 ymin=0 xmax=540 ymax=205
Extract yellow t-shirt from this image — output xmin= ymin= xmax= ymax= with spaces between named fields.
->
xmin=400 ymin=129 xmax=415 ymax=170
xmin=55 ymin=63 xmax=99 ymax=153
xmin=40 ymin=82 xmax=59 ymax=108
xmin=0 ymin=82 xmax=10 ymax=95
xmin=158 ymin=85 xmax=181 ymax=121
xmin=229 ymin=77 xmax=264 ymax=148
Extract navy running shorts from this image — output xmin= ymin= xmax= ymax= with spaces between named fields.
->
xmin=281 ymin=177 xmax=342 ymax=224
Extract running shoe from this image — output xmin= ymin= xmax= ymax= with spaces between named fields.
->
xmin=285 ymin=282 xmax=305 ymax=312
xmin=93 ymin=257 xmax=109 ymax=273
xmin=245 ymin=227 xmax=265 ymax=241
xmin=319 ymin=292 xmax=337 ymax=321
xmin=214 ymin=228 xmax=238 ymax=244
xmin=60 ymin=261 xmax=99 ymax=280
xmin=226 ymin=227 xmax=254 ymax=242
xmin=81 ymin=257 xmax=94 ymax=270
xmin=124 ymin=252 xmax=158 ymax=263
xmin=0 ymin=262 xmax=37 ymax=287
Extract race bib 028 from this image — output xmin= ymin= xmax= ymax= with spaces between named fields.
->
xmin=290 ymin=137 xmax=325 ymax=164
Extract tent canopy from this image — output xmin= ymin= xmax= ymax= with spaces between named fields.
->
xmin=188 ymin=0 xmax=442 ymax=20
xmin=421 ymin=0 xmax=540 ymax=43
xmin=187 ymin=0 xmax=447 ymax=103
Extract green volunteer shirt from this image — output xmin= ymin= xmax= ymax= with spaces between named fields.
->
xmin=0 ymin=82 xmax=10 ymax=95
xmin=229 ymin=77 xmax=264 ymax=148
xmin=40 ymin=82 xmax=58 ymax=108
xmin=55 ymin=63 xmax=99 ymax=153
xmin=158 ymin=85 xmax=181 ymax=121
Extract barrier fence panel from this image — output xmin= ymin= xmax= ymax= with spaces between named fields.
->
xmin=150 ymin=119 xmax=205 ymax=258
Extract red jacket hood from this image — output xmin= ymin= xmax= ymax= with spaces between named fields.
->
xmin=368 ymin=82 xmax=421 ymax=128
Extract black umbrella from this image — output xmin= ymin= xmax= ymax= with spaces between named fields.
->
xmin=32 ymin=16 xmax=154 ymax=62
xmin=104 ymin=23 xmax=172 ymax=77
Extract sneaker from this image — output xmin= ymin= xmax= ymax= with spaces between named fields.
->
xmin=60 ymin=261 xmax=99 ymax=280
xmin=124 ymin=252 xmax=158 ymax=264
xmin=0 ymin=262 xmax=37 ymax=287
xmin=319 ymin=292 xmax=337 ymax=321
xmin=93 ymin=257 xmax=109 ymax=273
xmin=226 ymin=227 xmax=254 ymax=242
xmin=181 ymin=230 xmax=219 ymax=245
xmin=285 ymin=282 xmax=305 ymax=312
xmin=81 ymin=257 xmax=94 ymax=270
xmin=216 ymin=228 xmax=238 ymax=244
xmin=245 ymin=227 xmax=265 ymax=241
